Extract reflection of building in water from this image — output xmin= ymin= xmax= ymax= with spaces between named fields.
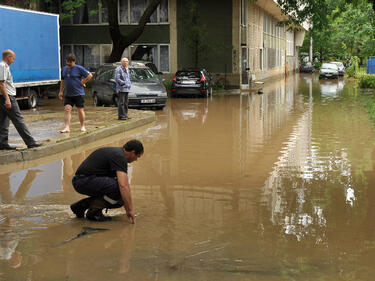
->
xmin=133 ymin=77 xmax=311 ymax=221
xmin=261 ymin=76 xmax=356 ymax=243
xmin=0 ymin=161 xmax=63 ymax=203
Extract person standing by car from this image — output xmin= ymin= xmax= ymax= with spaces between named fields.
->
xmin=115 ymin=58 xmax=132 ymax=120
xmin=58 ymin=53 xmax=92 ymax=133
xmin=0 ymin=49 xmax=42 ymax=150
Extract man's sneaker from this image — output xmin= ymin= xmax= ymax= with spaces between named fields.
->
xmin=86 ymin=209 xmax=112 ymax=222
xmin=0 ymin=144 xmax=17 ymax=150
xmin=70 ymin=197 xmax=93 ymax=218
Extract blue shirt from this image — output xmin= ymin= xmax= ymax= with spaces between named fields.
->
xmin=61 ymin=65 xmax=90 ymax=96
xmin=115 ymin=65 xmax=131 ymax=93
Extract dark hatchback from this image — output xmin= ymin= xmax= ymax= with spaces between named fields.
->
xmin=92 ymin=64 xmax=168 ymax=110
xmin=171 ymin=69 xmax=213 ymax=97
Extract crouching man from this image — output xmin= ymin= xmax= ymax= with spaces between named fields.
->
xmin=70 ymin=139 xmax=144 ymax=223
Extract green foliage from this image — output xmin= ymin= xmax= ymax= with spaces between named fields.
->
xmin=346 ymin=65 xmax=356 ymax=77
xmin=313 ymin=61 xmax=322 ymax=69
xmin=163 ymin=79 xmax=172 ymax=93
xmin=359 ymin=75 xmax=375 ymax=88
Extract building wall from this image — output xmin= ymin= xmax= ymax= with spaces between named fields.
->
xmin=176 ymin=0 xmax=233 ymax=73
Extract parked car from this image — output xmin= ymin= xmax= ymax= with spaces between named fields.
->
xmin=171 ymin=68 xmax=213 ymax=97
xmin=319 ymin=63 xmax=339 ymax=79
xmin=299 ymin=61 xmax=314 ymax=73
xmin=330 ymin=61 xmax=345 ymax=76
xmin=92 ymin=63 xmax=168 ymax=110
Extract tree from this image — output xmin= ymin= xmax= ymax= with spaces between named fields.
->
xmin=14 ymin=0 xmax=162 ymax=63
xmin=106 ymin=0 xmax=161 ymax=62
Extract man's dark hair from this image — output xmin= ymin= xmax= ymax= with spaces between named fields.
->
xmin=66 ymin=53 xmax=76 ymax=62
xmin=123 ymin=139 xmax=144 ymax=155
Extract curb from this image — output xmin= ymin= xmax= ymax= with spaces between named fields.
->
xmin=0 ymin=113 xmax=156 ymax=165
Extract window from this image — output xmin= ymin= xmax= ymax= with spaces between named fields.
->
xmin=286 ymin=30 xmax=294 ymax=56
xmin=130 ymin=0 xmax=157 ymax=23
xmin=64 ymin=0 xmax=169 ymax=25
xmin=73 ymin=0 xmax=99 ymax=24
xmin=72 ymin=45 xmax=100 ymax=71
xmin=160 ymin=45 xmax=169 ymax=72
xmin=120 ymin=0 xmax=129 ymax=23
xmin=130 ymin=44 xmax=169 ymax=73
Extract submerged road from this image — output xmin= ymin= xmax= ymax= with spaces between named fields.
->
xmin=1 ymin=73 xmax=375 ymax=280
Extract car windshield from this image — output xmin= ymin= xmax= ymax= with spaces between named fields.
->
xmin=322 ymin=63 xmax=338 ymax=70
xmin=130 ymin=68 xmax=159 ymax=82
xmin=177 ymin=71 xmax=201 ymax=79
xmin=331 ymin=62 xmax=344 ymax=67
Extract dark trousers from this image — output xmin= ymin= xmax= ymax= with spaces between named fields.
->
xmin=0 ymin=95 xmax=37 ymax=146
xmin=72 ymin=175 xmax=124 ymax=205
xmin=118 ymin=92 xmax=129 ymax=119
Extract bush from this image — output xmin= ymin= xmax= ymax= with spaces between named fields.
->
xmin=359 ymin=75 xmax=375 ymax=88
xmin=313 ymin=61 xmax=322 ymax=69
xmin=346 ymin=65 xmax=355 ymax=77
xmin=163 ymin=79 xmax=172 ymax=93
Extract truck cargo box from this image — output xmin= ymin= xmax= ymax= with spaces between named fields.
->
xmin=0 ymin=5 xmax=60 ymax=108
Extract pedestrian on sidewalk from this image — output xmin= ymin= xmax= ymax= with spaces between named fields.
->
xmin=115 ymin=58 xmax=132 ymax=120
xmin=0 ymin=49 xmax=42 ymax=150
xmin=58 ymin=53 xmax=92 ymax=133
xmin=70 ymin=139 xmax=144 ymax=223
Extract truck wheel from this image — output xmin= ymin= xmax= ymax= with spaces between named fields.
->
xmin=26 ymin=90 xmax=38 ymax=109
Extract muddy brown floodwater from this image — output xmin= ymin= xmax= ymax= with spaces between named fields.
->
xmin=1 ymin=73 xmax=375 ymax=280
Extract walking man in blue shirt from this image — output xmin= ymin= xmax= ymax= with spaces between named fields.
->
xmin=58 ymin=53 xmax=92 ymax=133
xmin=115 ymin=58 xmax=132 ymax=120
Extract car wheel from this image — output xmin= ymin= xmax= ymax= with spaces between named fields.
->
xmin=113 ymin=95 xmax=118 ymax=107
xmin=93 ymin=93 xmax=102 ymax=106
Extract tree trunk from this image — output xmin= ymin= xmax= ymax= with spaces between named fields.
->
xmin=106 ymin=0 xmax=162 ymax=62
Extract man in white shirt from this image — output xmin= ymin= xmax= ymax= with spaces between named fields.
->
xmin=0 ymin=49 xmax=42 ymax=150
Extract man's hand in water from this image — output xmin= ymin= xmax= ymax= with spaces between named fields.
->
xmin=127 ymin=210 xmax=136 ymax=224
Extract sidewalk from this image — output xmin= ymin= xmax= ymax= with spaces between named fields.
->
xmin=0 ymin=106 xmax=156 ymax=165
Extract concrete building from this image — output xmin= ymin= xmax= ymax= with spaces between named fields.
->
xmin=60 ymin=0 xmax=306 ymax=89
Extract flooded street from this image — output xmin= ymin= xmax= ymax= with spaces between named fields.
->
xmin=2 ymin=73 xmax=375 ymax=280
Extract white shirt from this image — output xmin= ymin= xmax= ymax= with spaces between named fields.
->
xmin=0 ymin=61 xmax=16 ymax=96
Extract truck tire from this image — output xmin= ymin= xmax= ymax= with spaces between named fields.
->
xmin=26 ymin=90 xmax=38 ymax=109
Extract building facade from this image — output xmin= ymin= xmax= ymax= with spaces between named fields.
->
xmin=59 ymin=0 xmax=306 ymax=89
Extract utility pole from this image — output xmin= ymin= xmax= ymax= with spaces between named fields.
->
xmin=309 ymin=32 xmax=313 ymax=62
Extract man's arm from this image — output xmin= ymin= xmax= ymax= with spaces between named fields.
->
xmin=0 ymin=81 xmax=11 ymax=109
xmin=81 ymin=73 xmax=93 ymax=87
xmin=116 ymin=170 xmax=136 ymax=224
xmin=58 ymin=80 xmax=65 ymax=101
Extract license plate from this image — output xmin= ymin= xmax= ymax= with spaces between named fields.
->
xmin=141 ymin=99 xmax=156 ymax=104
xmin=182 ymin=80 xmax=196 ymax=84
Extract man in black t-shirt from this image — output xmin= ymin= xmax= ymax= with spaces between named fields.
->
xmin=70 ymin=139 xmax=144 ymax=223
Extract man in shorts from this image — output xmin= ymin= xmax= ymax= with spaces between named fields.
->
xmin=58 ymin=53 xmax=92 ymax=133
xmin=70 ymin=139 xmax=144 ymax=223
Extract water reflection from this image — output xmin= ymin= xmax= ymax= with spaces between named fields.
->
xmin=2 ymin=73 xmax=375 ymax=279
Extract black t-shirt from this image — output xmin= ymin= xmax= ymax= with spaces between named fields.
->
xmin=76 ymin=147 xmax=127 ymax=177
